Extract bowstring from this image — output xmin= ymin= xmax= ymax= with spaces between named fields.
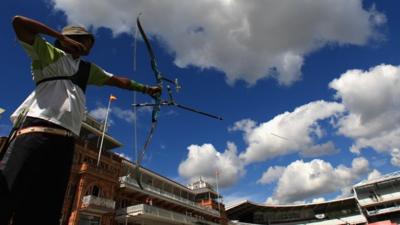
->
xmin=132 ymin=24 xmax=139 ymax=176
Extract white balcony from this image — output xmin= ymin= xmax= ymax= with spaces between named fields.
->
xmin=357 ymin=190 xmax=400 ymax=207
xmin=307 ymin=215 xmax=367 ymax=225
xmin=81 ymin=195 xmax=116 ymax=214
xmin=116 ymin=204 xmax=220 ymax=225
xmin=119 ymin=176 xmax=220 ymax=217
xmin=366 ymin=204 xmax=400 ymax=216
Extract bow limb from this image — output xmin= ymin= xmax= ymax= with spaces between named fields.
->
xmin=134 ymin=14 xmax=163 ymax=189
xmin=137 ymin=14 xmax=163 ymax=122
xmin=133 ymin=121 xmax=157 ymax=189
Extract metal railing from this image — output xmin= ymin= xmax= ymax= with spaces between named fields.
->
xmin=119 ymin=176 xmax=220 ymax=217
xmin=357 ymin=191 xmax=400 ymax=206
xmin=116 ymin=204 xmax=220 ymax=225
xmin=78 ymin=162 xmax=117 ymax=178
xmin=81 ymin=195 xmax=116 ymax=210
xmin=367 ymin=204 xmax=400 ymax=216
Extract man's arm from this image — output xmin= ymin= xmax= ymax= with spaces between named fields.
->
xmin=104 ymin=76 xmax=161 ymax=96
xmin=12 ymin=15 xmax=85 ymax=54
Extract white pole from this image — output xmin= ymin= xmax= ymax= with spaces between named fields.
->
xmin=215 ymin=170 xmax=221 ymax=213
xmin=97 ymin=96 xmax=112 ymax=167
xmin=134 ymin=91 xmax=138 ymax=165
xmin=133 ymin=25 xmax=139 ymax=174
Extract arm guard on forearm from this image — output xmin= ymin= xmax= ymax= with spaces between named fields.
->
xmin=129 ymin=80 xmax=148 ymax=93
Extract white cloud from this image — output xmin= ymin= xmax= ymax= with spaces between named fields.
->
xmin=178 ymin=142 xmax=245 ymax=188
xmin=237 ymin=100 xmax=345 ymax=164
xmin=390 ymin=148 xmax=400 ymax=167
xmin=89 ymin=106 xmax=136 ymax=124
xmin=176 ymin=63 xmax=400 ymax=197
xmin=257 ymin=166 xmax=285 ymax=185
xmin=265 ymin=157 xmax=369 ymax=204
xmin=50 ymin=0 xmax=384 ymax=86
xmin=224 ymin=192 xmax=261 ymax=209
xmin=330 ymin=65 xmax=400 ymax=161
xmin=89 ymin=107 xmax=108 ymax=122
xmin=312 ymin=197 xmax=326 ymax=204
xmin=336 ymin=186 xmax=354 ymax=200
xmin=225 ymin=199 xmax=248 ymax=210
xmin=367 ymin=169 xmax=382 ymax=180
xmin=112 ymin=107 xmax=136 ymax=123
xmin=179 ymin=100 xmax=344 ymax=189
xmin=229 ymin=119 xmax=257 ymax=134
xmin=299 ymin=141 xmax=340 ymax=158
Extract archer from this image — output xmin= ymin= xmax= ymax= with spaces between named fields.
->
xmin=0 ymin=15 xmax=160 ymax=225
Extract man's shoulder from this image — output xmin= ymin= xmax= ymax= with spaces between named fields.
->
xmin=20 ymin=35 xmax=66 ymax=63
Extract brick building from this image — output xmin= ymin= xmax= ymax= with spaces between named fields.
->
xmin=60 ymin=115 xmax=227 ymax=225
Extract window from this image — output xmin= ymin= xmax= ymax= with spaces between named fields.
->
xmin=85 ymin=185 xmax=103 ymax=197
xmin=92 ymin=185 xmax=100 ymax=197
xmin=78 ymin=214 xmax=100 ymax=225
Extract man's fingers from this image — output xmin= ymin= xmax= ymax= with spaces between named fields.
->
xmin=148 ymin=86 xmax=162 ymax=96
xmin=60 ymin=37 xmax=87 ymax=54
xmin=75 ymin=41 xmax=86 ymax=52
xmin=70 ymin=40 xmax=86 ymax=52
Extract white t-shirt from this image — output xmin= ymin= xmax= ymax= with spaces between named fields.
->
xmin=11 ymin=35 xmax=113 ymax=135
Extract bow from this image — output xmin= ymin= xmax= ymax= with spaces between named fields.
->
xmin=133 ymin=14 xmax=163 ymax=189
xmin=133 ymin=14 xmax=222 ymax=189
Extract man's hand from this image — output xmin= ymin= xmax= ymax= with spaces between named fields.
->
xmin=58 ymin=35 xmax=87 ymax=55
xmin=145 ymin=86 xmax=162 ymax=97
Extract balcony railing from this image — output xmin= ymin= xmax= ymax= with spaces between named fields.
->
xmin=78 ymin=162 xmax=116 ymax=178
xmin=357 ymin=191 xmax=400 ymax=207
xmin=306 ymin=215 xmax=367 ymax=225
xmin=367 ymin=204 xmax=400 ymax=216
xmin=81 ymin=195 xmax=116 ymax=213
xmin=116 ymin=204 xmax=220 ymax=225
xmin=119 ymin=176 xmax=220 ymax=217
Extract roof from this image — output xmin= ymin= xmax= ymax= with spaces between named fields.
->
xmin=187 ymin=178 xmax=219 ymax=196
xmin=120 ymin=160 xmax=223 ymax=200
xmin=79 ymin=114 xmax=122 ymax=151
xmin=354 ymin=171 xmax=400 ymax=188
xmin=227 ymin=196 xmax=356 ymax=210
xmin=121 ymin=160 xmax=193 ymax=192
xmin=226 ymin=197 xmax=358 ymax=215
xmin=226 ymin=197 xmax=361 ymax=224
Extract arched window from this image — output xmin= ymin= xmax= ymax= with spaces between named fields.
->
xmin=92 ymin=185 xmax=101 ymax=197
xmin=85 ymin=185 xmax=103 ymax=197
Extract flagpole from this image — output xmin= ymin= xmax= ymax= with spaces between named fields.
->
xmin=215 ymin=169 xmax=221 ymax=213
xmin=97 ymin=95 xmax=114 ymax=167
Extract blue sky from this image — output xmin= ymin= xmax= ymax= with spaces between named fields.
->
xmin=2 ymin=0 xmax=400 ymax=205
